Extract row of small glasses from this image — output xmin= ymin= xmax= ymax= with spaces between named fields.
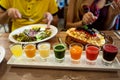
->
xmin=9 ymin=42 xmax=66 ymax=62
xmin=9 ymin=42 xmax=67 ymax=62
xmin=9 ymin=43 xmax=50 ymax=61
xmin=9 ymin=42 xmax=118 ymax=65
xmin=69 ymin=43 xmax=118 ymax=66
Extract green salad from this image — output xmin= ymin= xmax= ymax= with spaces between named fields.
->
xmin=12 ymin=27 xmax=51 ymax=42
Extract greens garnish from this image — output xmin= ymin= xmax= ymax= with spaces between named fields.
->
xmin=12 ymin=27 xmax=51 ymax=42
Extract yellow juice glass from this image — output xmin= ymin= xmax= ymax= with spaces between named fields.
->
xmin=10 ymin=44 xmax=23 ymax=58
xmin=37 ymin=42 xmax=50 ymax=61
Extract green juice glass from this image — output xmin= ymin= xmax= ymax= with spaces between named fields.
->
xmin=53 ymin=44 xmax=66 ymax=63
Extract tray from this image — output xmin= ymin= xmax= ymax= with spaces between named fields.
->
xmin=7 ymin=51 xmax=120 ymax=71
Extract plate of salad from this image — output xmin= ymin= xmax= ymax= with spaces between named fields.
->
xmin=9 ymin=24 xmax=58 ymax=44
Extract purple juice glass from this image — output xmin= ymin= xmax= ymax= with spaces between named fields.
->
xmin=102 ymin=44 xmax=118 ymax=66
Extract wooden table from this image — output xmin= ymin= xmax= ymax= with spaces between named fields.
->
xmin=0 ymin=31 xmax=120 ymax=80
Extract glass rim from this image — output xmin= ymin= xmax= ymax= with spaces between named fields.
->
xmin=103 ymin=44 xmax=118 ymax=53
xmin=85 ymin=44 xmax=101 ymax=51
xmin=53 ymin=43 xmax=66 ymax=51
xmin=37 ymin=42 xmax=50 ymax=49
xmin=69 ymin=43 xmax=84 ymax=49
xmin=24 ymin=44 xmax=36 ymax=50
xmin=9 ymin=43 xmax=22 ymax=48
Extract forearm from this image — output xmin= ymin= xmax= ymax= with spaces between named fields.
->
xmin=104 ymin=6 xmax=119 ymax=30
xmin=0 ymin=10 xmax=9 ymax=24
xmin=104 ymin=16 xmax=117 ymax=30
xmin=104 ymin=12 xmax=117 ymax=30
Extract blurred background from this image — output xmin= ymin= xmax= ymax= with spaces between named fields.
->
xmin=0 ymin=0 xmax=120 ymax=33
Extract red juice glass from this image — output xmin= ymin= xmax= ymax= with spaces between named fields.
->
xmin=85 ymin=44 xmax=100 ymax=65
xmin=102 ymin=44 xmax=118 ymax=66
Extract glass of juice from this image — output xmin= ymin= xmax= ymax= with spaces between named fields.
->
xmin=37 ymin=42 xmax=51 ymax=61
xmin=53 ymin=43 xmax=66 ymax=63
xmin=10 ymin=43 xmax=23 ymax=58
xmin=102 ymin=44 xmax=118 ymax=66
xmin=24 ymin=44 xmax=36 ymax=58
xmin=85 ymin=44 xmax=100 ymax=65
xmin=69 ymin=43 xmax=83 ymax=64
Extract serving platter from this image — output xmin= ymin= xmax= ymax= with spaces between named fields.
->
xmin=7 ymin=51 xmax=120 ymax=71
xmin=0 ymin=46 xmax=5 ymax=63
xmin=9 ymin=24 xmax=58 ymax=44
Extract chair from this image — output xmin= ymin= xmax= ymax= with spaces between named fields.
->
xmin=0 ymin=24 xmax=8 ymax=33
xmin=63 ymin=5 xmax=68 ymax=30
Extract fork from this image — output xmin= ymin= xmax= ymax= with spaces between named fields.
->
xmin=22 ymin=16 xmax=34 ymax=22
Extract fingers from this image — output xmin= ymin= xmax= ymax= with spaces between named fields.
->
xmin=111 ymin=0 xmax=120 ymax=15
xmin=42 ymin=18 xmax=48 ymax=24
xmin=7 ymin=8 xmax=21 ymax=19
xmin=116 ymin=0 xmax=120 ymax=10
xmin=43 ymin=12 xmax=53 ymax=24
xmin=82 ymin=12 xmax=97 ymax=25
xmin=112 ymin=1 xmax=120 ymax=9
xmin=15 ymin=9 xmax=21 ymax=18
xmin=44 ymin=12 xmax=53 ymax=22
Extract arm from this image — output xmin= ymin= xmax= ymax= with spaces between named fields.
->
xmin=66 ymin=0 xmax=97 ymax=29
xmin=103 ymin=1 xmax=120 ymax=30
xmin=66 ymin=0 xmax=84 ymax=29
xmin=0 ymin=8 xmax=21 ymax=24
xmin=49 ymin=0 xmax=58 ymax=27
xmin=42 ymin=0 xmax=58 ymax=27
xmin=0 ymin=8 xmax=9 ymax=24
xmin=42 ymin=12 xmax=59 ymax=27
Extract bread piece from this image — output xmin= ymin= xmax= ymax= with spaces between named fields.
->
xmin=66 ymin=28 xmax=105 ymax=46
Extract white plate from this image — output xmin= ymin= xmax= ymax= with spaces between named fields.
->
xmin=7 ymin=51 xmax=120 ymax=71
xmin=0 ymin=46 xmax=5 ymax=63
xmin=9 ymin=24 xmax=58 ymax=44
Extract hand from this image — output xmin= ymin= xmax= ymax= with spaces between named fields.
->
xmin=42 ymin=12 xmax=53 ymax=24
xmin=111 ymin=0 xmax=120 ymax=16
xmin=82 ymin=12 xmax=98 ymax=25
xmin=7 ymin=8 xmax=21 ymax=19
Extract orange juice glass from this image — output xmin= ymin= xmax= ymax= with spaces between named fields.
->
xmin=24 ymin=44 xmax=36 ymax=58
xmin=69 ymin=43 xmax=83 ymax=64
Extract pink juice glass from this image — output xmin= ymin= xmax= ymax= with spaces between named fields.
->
xmin=102 ymin=44 xmax=118 ymax=66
